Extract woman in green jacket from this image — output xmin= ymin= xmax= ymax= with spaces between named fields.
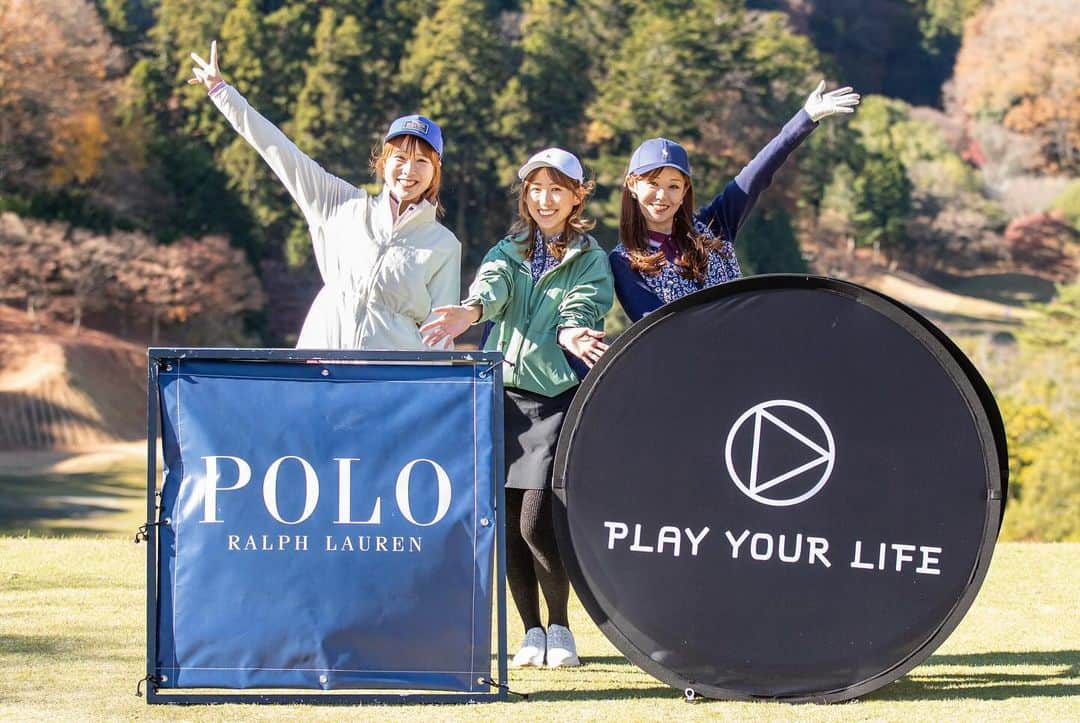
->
xmin=422 ymin=148 xmax=613 ymax=669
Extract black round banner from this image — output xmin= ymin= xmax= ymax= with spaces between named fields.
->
xmin=553 ymin=275 xmax=1006 ymax=702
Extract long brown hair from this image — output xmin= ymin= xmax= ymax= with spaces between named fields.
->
xmin=509 ymin=167 xmax=596 ymax=261
xmin=619 ymin=168 xmax=714 ymax=283
xmin=371 ymin=135 xmax=443 ymax=214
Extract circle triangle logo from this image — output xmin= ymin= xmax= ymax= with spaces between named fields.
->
xmin=725 ymin=400 xmax=835 ymax=506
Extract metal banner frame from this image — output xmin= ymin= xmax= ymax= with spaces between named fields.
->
xmin=144 ymin=348 xmax=507 ymax=705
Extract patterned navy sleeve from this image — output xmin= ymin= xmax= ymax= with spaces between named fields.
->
xmin=696 ymin=109 xmax=818 ymax=242
xmin=610 ymin=250 xmax=663 ymax=323
xmin=714 ymin=238 xmax=742 ymax=282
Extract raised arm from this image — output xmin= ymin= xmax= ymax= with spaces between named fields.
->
xmin=698 ymin=81 xmax=859 ymax=240
xmin=189 ymin=41 xmax=359 ymax=228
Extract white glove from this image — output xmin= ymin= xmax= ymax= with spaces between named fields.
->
xmin=803 ymin=80 xmax=860 ymax=122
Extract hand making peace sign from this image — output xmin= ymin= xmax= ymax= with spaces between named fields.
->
xmin=187 ymin=40 xmax=223 ymax=91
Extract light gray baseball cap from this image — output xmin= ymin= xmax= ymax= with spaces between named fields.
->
xmin=517 ymin=147 xmax=584 ymax=183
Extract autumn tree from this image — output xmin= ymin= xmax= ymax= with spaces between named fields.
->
xmin=998 ymin=280 xmax=1080 ymax=541
xmin=0 ymin=0 xmax=122 ymax=198
xmin=0 ymin=213 xmax=64 ymax=329
xmin=0 ymin=211 xmax=265 ymax=343
xmin=57 ymin=229 xmax=129 ymax=334
xmin=162 ymin=235 xmax=267 ymax=344
xmin=110 ymin=234 xmax=266 ymax=344
xmin=1003 ymin=213 xmax=1079 ymax=282
xmin=952 ymin=0 xmax=1080 ymax=173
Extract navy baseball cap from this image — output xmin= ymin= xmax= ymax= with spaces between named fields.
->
xmin=384 ymin=115 xmax=444 ymax=158
xmin=628 ymin=138 xmax=691 ymax=177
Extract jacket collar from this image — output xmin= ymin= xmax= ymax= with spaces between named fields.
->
xmin=377 ymin=187 xmax=438 ymax=234
xmin=504 ymin=229 xmax=596 ymax=265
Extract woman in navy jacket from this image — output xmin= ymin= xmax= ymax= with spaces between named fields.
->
xmin=610 ymin=81 xmax=860 ymax=322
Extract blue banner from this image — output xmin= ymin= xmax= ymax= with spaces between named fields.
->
xmin=154 ymin=358 xmax=498 ymax=692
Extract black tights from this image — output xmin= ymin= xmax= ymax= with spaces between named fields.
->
xmin=505 ymin=488 xmax=569 ymax=632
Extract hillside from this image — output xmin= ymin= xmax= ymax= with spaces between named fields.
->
xmin=0 ymin=305 xmax=144 ymax=451
xmin=0 ymin=261 xmax=1032 ymax=454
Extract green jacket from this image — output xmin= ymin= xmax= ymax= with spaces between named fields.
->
xmin=463 ymin=232 xmax=614 ymax=397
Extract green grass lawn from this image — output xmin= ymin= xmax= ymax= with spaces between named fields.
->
xmin=0 ymin=539 xmax=1076 ymax=720
xmin=926 ymin=271 xmax=1059 ymax=308
xmin=0 ymin=458 xmax=146 ymax=538
xmin=1 ymin=459 xmax=1077 ymax=720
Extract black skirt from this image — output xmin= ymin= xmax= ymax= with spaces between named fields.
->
xmin=503 ymin=387 xmax=576 ymax=490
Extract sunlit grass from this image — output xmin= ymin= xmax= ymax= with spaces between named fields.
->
xmin=0 ymin=457 xmax=146 ymax=538
xmin=0 ymin=536 xmax=1076 ymax=720
xmin=0 ymin=451 xmax=1076 ymax=719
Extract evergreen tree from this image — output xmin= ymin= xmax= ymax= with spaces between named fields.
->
xmin=96 ymin=0 xmax=158 ymax=56
xmin=399 ymin=0 xmax=509 ymax=261
xmin=585 ymin=1 xmax=743 ymax=237
xmin=294 ymin=8 xmax=379 ymax=179
xmin=213 ymin=0 xmax=321 ymax=262
xmin=114 ymin=1 xmax=258 ymax=249
xmin=585 ymin=2 xmax=824 ymax=242
xmin=852 ymin=151 xmax=913 ymax=260
xmin=575 ymin=0 xmax=641 ymax=58
xmin=737 ymin=205 xmax=809 ymax=274
xmin=375 ymin=0 xmax=438 ymax=115
xmin=215 ymin=0 xmax=286 ymax=258
xmin=286 ymin=8 xmax=377 ymax=266
xmin=587 ymin=2 xmax=739 ymax=157
xmin=797 ymin=119 xmax=865 ymax=218
xmin=148 ymin=0 xmax=230 ymax=137
xmin=495 ymin=0 xmax=592 ymax=184
xmin=262 ymin=0 xmax=323 ymax=109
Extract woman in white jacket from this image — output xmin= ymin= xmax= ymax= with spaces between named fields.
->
xmin=189 ymin=41 xmax=460 ymax=350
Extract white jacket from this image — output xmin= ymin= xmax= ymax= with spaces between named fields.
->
xmin=210 ymin=84 xmax=461 ymax=351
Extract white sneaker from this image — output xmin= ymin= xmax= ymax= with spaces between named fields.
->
xmin=511 ymin=626 xmax=546 ymax=668
xmin=546 ymin=624 xmax=580 ymax=667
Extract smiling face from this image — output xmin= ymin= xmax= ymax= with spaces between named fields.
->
xmin=628 ymin=167 xmax=690 ymax=234
xmin=375 ymin=135 xmax=440 ymax=206
xmin=523 ymin=168 xmax=584 ymax=238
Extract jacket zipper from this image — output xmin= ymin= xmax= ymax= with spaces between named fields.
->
xmin=355 ymin=200 xmax=425 ymax=347
xmin=505 ymin=243 xmax=588 ymax=386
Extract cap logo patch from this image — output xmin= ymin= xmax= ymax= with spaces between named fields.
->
xmin=403 ymin=119 xmax=429 ymax=133
xmin=662 ymin=147 xmax=669 ymax=159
